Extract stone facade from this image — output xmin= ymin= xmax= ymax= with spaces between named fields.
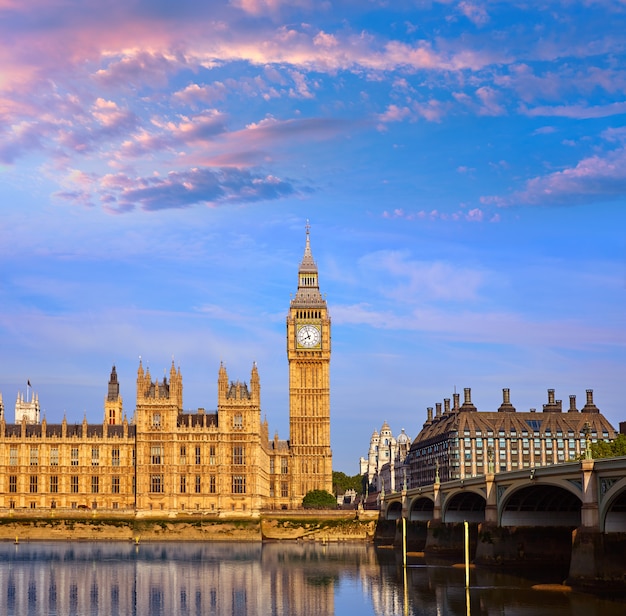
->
xmin=360 ymin=423 xmax=411 ymax=493
xmin=0 ymin=229 xmax=332 ymax=514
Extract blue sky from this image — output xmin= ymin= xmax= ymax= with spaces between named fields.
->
xmin=1 ymin=0 xmax=625 ymax=473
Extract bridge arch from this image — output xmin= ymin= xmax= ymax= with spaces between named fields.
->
xmin=499 ymin=481 xmax=582 ymax=527
xmin=385 ymin=500 xmax=402 ymax=520
xmin=408 ymin=496 xmax=434 ymax=521
xmin=442 ymin=489 xmax=486 ymax=523
xmin=600 ymin=477 xmax=626 ymax=533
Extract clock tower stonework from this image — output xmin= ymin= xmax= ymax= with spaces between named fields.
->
xmin=287 ymin=226 xmax=333 ymax=503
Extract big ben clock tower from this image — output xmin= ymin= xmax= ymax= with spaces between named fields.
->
xmin=287 ymin=224 xmax=333 ymax=503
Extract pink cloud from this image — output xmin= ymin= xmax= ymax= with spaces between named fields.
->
xmin=521 ymin=101 xmax=626 ymax=119
xmin=56 ymin=166 xmax=301 ymax=214
xmin=516 ymin=147 xmax=626 ymax=205
xmin=458 ymin=1 xmax=490 ymax=27
xmin=382 ymin=207 xmax=497 ymax=223
xmin=173 ymin=83 xmax=229 ymax=106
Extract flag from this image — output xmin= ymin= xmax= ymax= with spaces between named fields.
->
xmin=27 ymin=380 xmax=31 ymax=388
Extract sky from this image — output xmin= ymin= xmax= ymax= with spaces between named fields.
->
xmin=1 ymin=0 xmax=625 ymax=474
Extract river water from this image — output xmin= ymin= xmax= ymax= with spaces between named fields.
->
xmin=0 ymin=541 xmax=623 ymax=616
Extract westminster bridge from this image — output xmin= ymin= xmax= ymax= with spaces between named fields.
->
xmin=378 ymin=456 xmax=626 ymax=592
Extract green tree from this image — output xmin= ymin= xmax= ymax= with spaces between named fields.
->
xmin=302 ymin=489 xmax=337 ymax=509
xmin=332 ymin=471 xmax=364 ymax=496
xmin=591 ymin=434 xmax=626 ymax=459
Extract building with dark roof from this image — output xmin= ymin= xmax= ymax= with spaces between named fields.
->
xmin=407 ymin=387 xmax=617 ymax=488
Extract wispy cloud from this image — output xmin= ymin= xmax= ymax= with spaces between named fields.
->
xmin=56 ymin=166 xmax=299 ymax=213
xmin=382 ymin=208 xmax=500 ymax=223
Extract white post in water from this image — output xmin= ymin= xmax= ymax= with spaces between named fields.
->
xmin=464 ymin=520 xmax=470 ymax=588
xmin=402 ymin=516 xmax=407 ymax=568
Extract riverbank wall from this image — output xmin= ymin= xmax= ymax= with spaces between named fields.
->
xmin=0 ymin=510 xmax=379 ymax=543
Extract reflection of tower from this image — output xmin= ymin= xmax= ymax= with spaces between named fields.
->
xmin=104 ymin=365 xmax=123 ymax=425
xmin=287 ymin=225 xmax=333 ymax=502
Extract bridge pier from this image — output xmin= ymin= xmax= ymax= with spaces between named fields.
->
xmin=424 ymin=520 xmax=478 ymax=561
xmin=474 ymin=522 xmax=572 ymax=576
xmin=568 ymin=527 xmax=626 ymax=592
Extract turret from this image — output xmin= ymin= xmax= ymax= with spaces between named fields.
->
xmin=250 ymin=362 xmax=260 ymax=405
xmin=105 ymin=365 xmax=123 ymax=425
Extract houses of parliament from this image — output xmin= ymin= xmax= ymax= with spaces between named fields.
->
xmin=0 ymin=229 xmax=333 ymax=515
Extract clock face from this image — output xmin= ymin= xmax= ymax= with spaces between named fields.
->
xmin=297 ymin=324 xmax=321 ymax=348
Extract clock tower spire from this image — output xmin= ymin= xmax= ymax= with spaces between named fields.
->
xmin=287 ymin=224 xmax=333 ymax=504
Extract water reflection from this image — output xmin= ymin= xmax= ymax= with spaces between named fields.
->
xmin=0 ymin=542 xmax=623 ymax=616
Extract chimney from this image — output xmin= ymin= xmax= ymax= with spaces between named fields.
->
xmin=460 ymin=387 xmax=477 ymax=412
xmin=581 ymin=389 xmax=600 ymax=414
xmin=444 ymin=398 xmax=451 ymax=414
xmin=424 ymin=407 xmax=434 ymax=427
xmin=453 ymin=393 xmax=460 ymax=411
xmin=543 ymin=388 xmax=562 ymax=413
xmin=435 ymin=402 xmax=442 ymax=418
xmin=498 ymin=387 xmax=516 ymax=413
xmin=568 ymin=395 xmax=578 ymax=413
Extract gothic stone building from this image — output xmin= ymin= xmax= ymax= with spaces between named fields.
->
xmin=0 ymin=229 xmax=332 ymax=514
xmin=407 ymin=387 xmax=617 ymax=488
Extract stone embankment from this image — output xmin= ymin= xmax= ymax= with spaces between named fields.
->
xmin=0 ymin=510 xmax=379 ymax=543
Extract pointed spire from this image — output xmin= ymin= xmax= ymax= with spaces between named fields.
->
xmin=292 ymin=222 xmax=325 ymax=307
xmin=299 ymin=220 xmax=317 ymax=273
xmin=107 ymin=365 xmax=120 ymax=401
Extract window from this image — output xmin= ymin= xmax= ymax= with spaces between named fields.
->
xmin=9 ymin=446 xmax=18 ymax=466
xmin=195 ymin=475 xmax=201 ymax=493
xmin=30 ymin=475 xmax=38 ymax=493
xmin=209 ymin=445 xmax=216 ymax=465
xmin=92 ymin=447 xmax=99 ymax=466
xmin=9 ymin=475 xmax=17 ymax=493
xmin=281 ymin=458 xmax=288 ymax=474
xmin=50 ymin=475 xmax=58 ymax=493
xmin=179 ymin=446 xmax=187 ymax=465
xmin=233 ymin=446 xmax=244 ymax=465
xmin=151 ymin=446 xmax=163 ymax=465
xmin=269 ymin=458 xmax=275 ymax=474
xmin=180 ymin=475 xmax=186 ymax=494
xmin=30 ymin=447 xmax=38 ymax=466
xmin=233 ymin=414 xmax=243 ymax=429
xmin=209 ymin=475 xmax=216 ymax=493
xmin=150 ymin=475 xmax=163 ymax=493
xmin=281 ymin=482 xmax=289 ymax=498
xmin=112 ymin=476 xmax=120 ymax=494
xmin=152 ymin=413 xmax=161 ymax=428
xmin=112 ymin=448 xmax=120 ymax=467
xmin=71 ymin=448 xmax=79 ymax=466
xmin=91 ymin=476 xmax=99 ymax=494
xmin=50 ymin=447 xmax=59 ymax=466
xmin=232 ymin=476 xmax=245 ymax=494
xmin=195 ymin=446 xmax=201 ymax=465
xmin=71 ymin=476 xmax=79 ymax=493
